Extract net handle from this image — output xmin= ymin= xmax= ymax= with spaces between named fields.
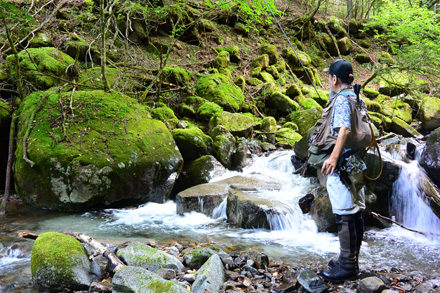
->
xmin=363 ymin=123 xmax=383 ymax=181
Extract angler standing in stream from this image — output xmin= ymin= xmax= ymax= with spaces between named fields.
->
xmin=309 ymin=59 xmax=371 ymax=281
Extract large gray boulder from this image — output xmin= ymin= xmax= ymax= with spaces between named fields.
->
xmin=116 ymin=242 xmax=184 ymax=274
xmin=14 ymin=90 xmax=183 ymax=211
xmin=31 ymin=232 xmax=98 ymax=291
xmin=112 ymin=266 xmax=190 ymax=293
xmin=191 ymin=254 xmax=225 ymax=293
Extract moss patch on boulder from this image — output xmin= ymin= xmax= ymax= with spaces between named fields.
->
xmin=6 ymin=47 xmax=75 ymax=89
xmin=197 ymin=100 xmax=223 ymax=121
xmin=195 ymin=73 xmax=245 ymax=112
xmin=161 ymin=66 xmax=193 ymax=85
xmin=172 ymin=127 xmax=213 ymax=162
xmin=287 ymin=107 xmax=323 ymax=136
xmin=0 ymin=100 xmax=12 ymax=128
xmin=209 ymin=111 xmax=254 ymax=138
xmin=152 ymin=104 xmax=179 ymax=129
xmin=420 ymin=96 xmax=440 ymax=131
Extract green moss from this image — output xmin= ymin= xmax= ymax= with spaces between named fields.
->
xmin=275 ymin=128 xmax=302 ymax=146
xmin=266 ymin=66 xmax=280 ymax=80
xmin=251 ymin=54 xmax=270 ymax=69
xmin=151 ymin=105 xmax=179 ymax=129
xmin=0 ymin=100 xmax=12 ymax=125
xmin=260 ymin=72 xmax=275 ymax=84
xmin=234 ymin=75 xmax=246 ymax=91
xmin=209 ymin=111 xmax=254 ymax=137
xmin=197 ymin=101 xmax=223 ymax=121
xmin=246 ymin=77 xmax=264 ymax=86
xmin=31 ymin=232 xmax=88 ymax=287
xmin=306 ymin=88 xmax=329 ymax=107
xmin=281 ymin=48 xmax=311 ymax=66
xmin=297 ymin=97 xmax=322 ymax=111
xmin=172 ymin=127 xmax=212 ymax=161
xmin=364 ymin=97 xmax=382 ymax=112
xmin=269 ymin=91 xmax=300 ymax=114
xmin=287 ymin=107 xmax=323 ymax=136
xmin=363 ymin=87 xmax=380 ymax=99
xmin=161 ymin=66 xmax=193 ymax=86
xmin=78 ymin=67 xmax=119 ymax=89
xmin=261 ymin=44 xmax=279 ymax=65
xmin=6 ymin=47 xmax=75 ymax=89
xmin=195 ymin=73 xmax=245 ymax=112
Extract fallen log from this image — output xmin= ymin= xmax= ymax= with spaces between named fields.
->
xmin=19 ymin=231 xmax=126 ymax=273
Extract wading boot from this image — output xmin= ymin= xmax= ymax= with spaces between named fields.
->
xmin=321 ymin=214 xmax=358 ymax=282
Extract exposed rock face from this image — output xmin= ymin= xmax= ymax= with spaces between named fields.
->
xmin=191 ymin=254 xmax=225 ymax=293
xmin=112 ymin=266 xmax=189 ymax=293
xmin=14 ymin=90 xmax=183 ymax=211
xmin=117 ymin=242 xmax=185 ymax=274
xmin=420 ymin=128 xmax=440 ymax=188
xmin=31 ymin=232 xmax=97 ymax=291
xmin=420 ymin=96 xmax=440 ymax=131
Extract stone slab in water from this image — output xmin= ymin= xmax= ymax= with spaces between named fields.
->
xmin=176 ymin=176 xmax=282 ymax=217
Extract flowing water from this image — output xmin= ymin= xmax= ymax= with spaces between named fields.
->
xmin=1 ymin=150 xmax=440 ymax=291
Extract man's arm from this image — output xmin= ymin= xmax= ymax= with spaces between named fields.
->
xmin=321 ymin=126 xmax=350 ymax=176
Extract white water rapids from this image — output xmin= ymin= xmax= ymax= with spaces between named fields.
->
xmin=1 ymin=150 xmax=440 ymax=290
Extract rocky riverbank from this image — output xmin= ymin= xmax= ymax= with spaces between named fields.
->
xmin=29 ymin=231 xmax=440 ymax=292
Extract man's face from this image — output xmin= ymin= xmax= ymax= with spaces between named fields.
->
xmin=328 ymin=73 xmax=337 ymax=92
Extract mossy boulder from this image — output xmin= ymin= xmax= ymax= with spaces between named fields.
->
xmin=246 ymin=77 xmax=264 ymax=86
xmin=376 ymin=95 xmax=412 ymax=123
xmin=337 ymin=37 xmax=352 ymax=55
xmin=290 ymin=66 xmax=320 ymax=85
xmin=306 ymin=88 xmax=329 ymax=107
xmin=29 ymin=32 xmax=54 ymax=48
xmin=192 ymin=254 xmax=225 ymax=293
xmin=369 ymin=112 xmax=392 ymax=131
xmin=327 ymin=17 xmax=348 ymax=37
xmin=117 ymin=242 xmax=184 ymax=274
xmin=297 ymin=97 xmax=323 ymax=111
xmin=31 ymin=232 xmax=95 ymax=291
xmin=259 ymin=72 xmax=275 ymax=84
xmin=234 ymin=75 xmax=246 ymax=91
xmin=268 ymin=92 xmax=300 ymax=115
xmin=261 ymin=44 xmax=279 ymax=65
xmin=214 ymin=51 xmax=230 ymax=69
xmin=320 ymin=33 xmax=339 ymax=56
xmin=287 ymin=107 xmax=323 ymax=136
xmin=261 ymin=116 xmax=277 ymax=143
xmin=420 ymin=96 xmax=440 ymax=131
xmin=364 ymin=97 xmax=383 ymax=113
xmin=78 ymin=67 xmax=129 ymax=90
xmin=363 ymin=88 xmax=380 ymax=99
xmin=161 ymin=66 xmax=193 ymax=86
xmin=266 ymin=66 xmax=281 ymax=80
xmin=14 ymin=90 xmax=183 ymax=211
xmin=152 ymin=105 xmax=179 ymax=129
xmin=173 ymin=155 xmax=226 ymax=193
xmin=377 ymin=72 xmax=410 ymax=97
xmin=211 ymin=132 xmax=236 ymax=169
xmin=251 ymin=54 xmax=270 ymax=70
xmin=172 ymin=127 xmax=213 ymax=162
xmin=197 ymin=100 xmax=223 ymax=121
xmin=0 ymin=100 xmax=12 ymax=128
xmin=275 ymin=128 xmax=302 ymax=146
xmin=6 ymin=47 xmax=75 ymax=89
xmin=195 ymin=73 xmax=245 ymax=112
xmin=390 ymin=116 xmax=423 ymax=138
xmin=217 ymin=46 xmax=240 ymax=63
xmin=63 ymin=37 xmax=99 ymax=63
xmin=183 ymin=247 xmax=218 ymax=269
xmin=355 ymin=52 xmax=371 ymax=63
xmin=112 ymin=266 xmax=190 ymax=293
xmin=209 ymin=111 xmax=254 ymax=138
xmin=285 ymin=83 xmax=303 ymax=99
xmin=281 ymin=48 xmax=311 ymax=67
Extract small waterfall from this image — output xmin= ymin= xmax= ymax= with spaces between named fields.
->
xmin=391 ymin=159 xmax=440 ymax=238
xmin=212 ymin=198 xmax=227 ymax=219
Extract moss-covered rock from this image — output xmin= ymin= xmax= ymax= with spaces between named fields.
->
xmin=195 ymin=73 xmax=245 ymax=112
xmin=261 ymin=116 xmax=277 ymax=143
xmin=306 ymin=88 xmax=329 ymax=107
xmin=281 ymin=48 xmax=311 ymax=67
xmin=63 ymin=37 xmax=99 ymax=63
xmin=246 ymin=77 xmax=264 ymax=86
xmin=217 ymin=46 xmax=240 ymax=63
xmin=377 ymin=72 xmax=410 ymax=97
xmin=327 ymin=17 xmax=348 ymax=37
xmin=268 ymin=91 xmax=300 ymax=115
xmin=6 ymin=47 xmax=75 ymax=89
xmin=285 ymin=83 xmax=303 ymax=99
xmin=29 ymin=32 xmax=54 ymax=48
xmin=117 ymin=242 xmax=184 ymax=274
xmin=0 ymin=100 xmax=12 ymax=128
xmin=337 ymin=37 xmax=352 ymax=55
xmin=391 ymin=116 xmax=423 ymax=138
xmin=320 ymin=33 xmax=339 ymax=56
xmin=192 ymin=254 xmax=225 ymax=293
xmin=420 ymin=96 xmax=440 ymax=131
xmin=287 ymin=107 xmax=323 ymax=136
xmin=214 ymin=51 xmax=230 ymax=69
xmin=369 ymin=112 xmax=392 ymax=131
xmin=275 ymin=128 xmax=303 ymax=146
xmin=355 ymin=52 xmax=371 ymax=63
xmin=363 ymin=87 xmax=380 ymax=99
xmin=259 ymin=72 xmax=275 ymax=84
xmin=172 ymin=127 xmax=213 ymax=162
xmin=14 ymin=90 xmax=183 ymax=210
xmin=183 ymin=247 xmax=218 ymax=269
xmin=364 ymin=97 xmax=383 ymax=112
xmin=197 ymin=100 xmax=223 ymax=121
xmin=78 ymin=67 xmax=129 ymax=90
xmin=234 ymin=75 xmax=246 ymax=91
xmin=376 ymin=95 xmax=412 ymax=123
xmin=152 ymin=104 xmax=179 ymax=129
xmin=251 ymin=54 xmax=270 ymax=70
xmin=378 ymin=52 xmax=396 ymax=65
xmin=261 ymin=44 xmax=279 ymax=65
xmin=161 ymin=66 xmax=193 ymax=86
xmin=112 ymin=266 xmax=190 ymax=293
xmin=31 ymin=232 xmax=94 ymax=291
xmin=212 ymin=133 xmax=236 ymax=168
xmin=266 ymin=65 xmax=280 ymax=80
xmin=297 ymin=97 xmax=323 ymax=111
xmin=209 ymin=111 xmax=254 ymax=138
xmin=275 ymin=59 xmax=287 ymax=73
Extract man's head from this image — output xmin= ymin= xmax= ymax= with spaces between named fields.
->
xmin=324 ymin=59 xmax=354 ymax=92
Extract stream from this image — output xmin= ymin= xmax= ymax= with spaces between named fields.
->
xmin=1 ymin=150 xmax=439 ymax=292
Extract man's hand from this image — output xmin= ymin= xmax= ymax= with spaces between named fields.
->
xmin=321 ymin=156 xmax=338 ymax=176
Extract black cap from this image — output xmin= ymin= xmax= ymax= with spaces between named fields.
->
xmin=323 ymin=59 xmax=353 ymax=80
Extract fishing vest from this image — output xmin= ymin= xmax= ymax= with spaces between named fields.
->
xmin=310 ymin=90 xmax=372 ymax=151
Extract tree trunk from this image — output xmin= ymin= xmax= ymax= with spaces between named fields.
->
xmin=100 ymin=0 xmax=109 ymax=92
xmin=347 ymin=0 xmax=353 ymax=18
xmin=0 ymin=113 xmax=17 ymax=216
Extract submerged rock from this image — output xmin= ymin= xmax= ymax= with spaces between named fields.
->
xmin=14 ymin=90 xmax=183 ymax=211
xmin=31 ymin=232 xmax=97 ymax=291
